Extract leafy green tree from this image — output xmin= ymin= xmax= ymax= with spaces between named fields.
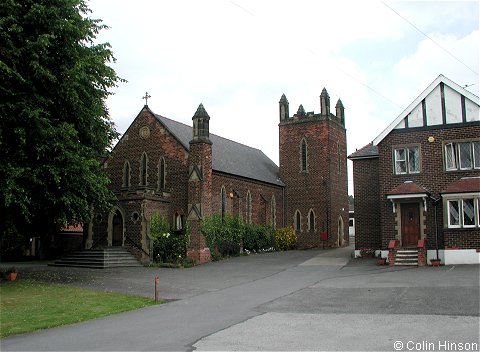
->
xmin=0 ymin=0 xmax=123 ymax=257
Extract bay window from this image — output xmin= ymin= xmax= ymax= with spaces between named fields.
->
xmin=446 ymin=197 xmax=479 ymax=228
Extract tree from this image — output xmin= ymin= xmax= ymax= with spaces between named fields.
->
xmin=0 ymin=0 xmax=123 ymax=257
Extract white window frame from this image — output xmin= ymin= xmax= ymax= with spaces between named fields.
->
xmin=473 ymin=141 xmax=480 ymax=169
xmin=394 ymin=146 xmax=420 ymax=175
xmin=458 ymin=142 xmax=473 ymax=170
xmin=462 ymin=198 xmax=476 ymax=228
xmin=445 ymin=143 xmax=457 ymax=171
xmin=444 ymin=140 xmax=480 ymax=171
xmin=447 ymin=199 xmax=461 ymax=228
xmin=444 ymin=194 xmax=480 ymax=229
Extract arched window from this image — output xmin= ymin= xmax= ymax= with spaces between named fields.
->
xmin=294 ymin=210 xmax=301 ymax=232
xmin=140 ymin=152 xmax=148 ymax=186
xmin=159 ymin=157 xmax=166 ymax=189
xmin=308 ymin=209 xmax=315 ymax=232
xmin=271 ymin=195 xmax=276 ymax=229
xmin=122 ymin=161 xmax=130 ymax=188
xmin=301 ymin=138 xmax=308 ymax=172
xmin=246 ymin=190 xmax=252 ymax=224
xmin=221 ymin=186 xmax=227 ymax=219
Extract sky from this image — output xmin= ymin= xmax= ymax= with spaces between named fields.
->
xmin=88 ymin=0 xmax=479 ymax=194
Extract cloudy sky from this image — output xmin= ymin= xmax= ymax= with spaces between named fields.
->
xmin=88 ymin=0 xmax=479 ymax=194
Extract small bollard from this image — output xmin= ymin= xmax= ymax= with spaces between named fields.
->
xmin=154 ymin=275 xmax=159 ymax=302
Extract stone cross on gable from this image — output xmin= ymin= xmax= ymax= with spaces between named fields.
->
xmin=142 ymin=92 xmax=151 ymax=105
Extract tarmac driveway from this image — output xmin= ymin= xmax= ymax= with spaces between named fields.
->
xmin=2 ymin=246 xmax=479 ymax=351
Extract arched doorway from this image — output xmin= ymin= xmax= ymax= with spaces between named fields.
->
xmin=337 ymin=216 xmax=344 ymax=247
xmin=112 ymin=210 xmax=124 ymax=246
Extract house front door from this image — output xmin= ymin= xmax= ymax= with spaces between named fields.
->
xmin=400 ymin=203 xmax=420 ymax=246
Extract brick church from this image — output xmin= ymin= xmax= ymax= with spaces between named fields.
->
xmin=86 ymin=89 xmax=349 ymax=263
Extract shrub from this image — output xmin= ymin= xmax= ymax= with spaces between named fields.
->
xmin=150 ymin=213 xmax=187 ymax=264
xmin=243 ymin=224 xmax=274 ymax=253
xmin=273 ymin=226 xmax=297 ymax=251
xmin=201 ymin=214 xmax=244 ymax=259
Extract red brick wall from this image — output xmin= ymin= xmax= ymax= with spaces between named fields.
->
xmin=279 ymin=115 xmax=349 ymax=248
xmin=94 ymin=107 xmax=189 ymax=244
xmin=188 ymin=141 xmax=213 ymax=217
xmin=352 ymin=157 xmax=382 ymax=250
xmin=211 ymin=173 xmax=284 ymax=228
xmin=377 ymin=124 xmax=480 ymax=250
xmin=187 ymin=140 xmax=212 ymax=258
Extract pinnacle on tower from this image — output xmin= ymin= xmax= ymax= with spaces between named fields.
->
xmin=297 ymin=104 xmax=306 ymax=116
xmin=191 ymin=103 xmax=211 ymax=143
xmin=193 ymin=103 xmax=210 ymax=119
xmin=279 ymin=94 xmax=288 ymax=104
xmin=336 ymin=99 xmax=345 ymax=126
xmin=320 ymin=88 xmax=330 ymax=116
xmin=279 ymin=94 xmax=289 ymax=121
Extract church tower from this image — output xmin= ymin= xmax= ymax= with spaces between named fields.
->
xmin=278 ymin=89 xmax=349 ymax=248
xmin=186 ymin=103 xmax=212 ymax=263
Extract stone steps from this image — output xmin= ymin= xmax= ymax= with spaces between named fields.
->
xmin=395 ymin=249 xmax=418 ymax=266
xmin=49 ymin=247 xmax=142 ymax=269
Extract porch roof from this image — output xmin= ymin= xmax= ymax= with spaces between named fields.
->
xmin=386 ymin=181 xmax=430 ymax=198
xmin=441 ymin=177 xmax=480 ymax=194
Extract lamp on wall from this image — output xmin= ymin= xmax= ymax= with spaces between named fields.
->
xmin=229 ymin=192 xmax=234 ymax=199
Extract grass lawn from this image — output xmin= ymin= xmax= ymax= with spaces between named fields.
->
xmin=0 ymin=279 xmax=162 ymax=338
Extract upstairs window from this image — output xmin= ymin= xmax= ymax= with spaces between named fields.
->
xmin=445 ymin=141 xmax=480 ymax=171
xmin=394 ymin=146 xmax=420 ymax=175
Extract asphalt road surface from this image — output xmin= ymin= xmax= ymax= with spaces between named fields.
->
xmin=2 ymin=246 xmax=479 ymax=351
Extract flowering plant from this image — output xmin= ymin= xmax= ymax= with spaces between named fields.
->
xmin=151 ymin=213 xmax=186 ymax=264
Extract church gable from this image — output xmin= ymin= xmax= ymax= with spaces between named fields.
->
xmin=105 ymin=106 xmax=189 ymax=192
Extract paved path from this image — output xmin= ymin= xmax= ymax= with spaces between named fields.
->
xmin=2 ymin=246 xmax=479 ymax=351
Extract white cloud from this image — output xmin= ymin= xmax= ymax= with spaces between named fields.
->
xmin=87 ymin=0 xmax=479 ymax=195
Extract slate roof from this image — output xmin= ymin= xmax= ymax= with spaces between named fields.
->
xmin=348 ymin=143 xmax=379 ymax=160
xmin=386 ymin=181 xmax=429 ymax=196
xmin=155 ymin=114 xmax=284 ymax=187
xmin=441 ymin=177 xmax=480 ymax=194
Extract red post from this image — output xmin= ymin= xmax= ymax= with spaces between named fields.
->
xmin=154 ymin=275 xmax=159 ymax=301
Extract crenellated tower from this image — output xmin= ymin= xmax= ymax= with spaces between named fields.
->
xmin=278 ymin=88 xmax=348 ymax=248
